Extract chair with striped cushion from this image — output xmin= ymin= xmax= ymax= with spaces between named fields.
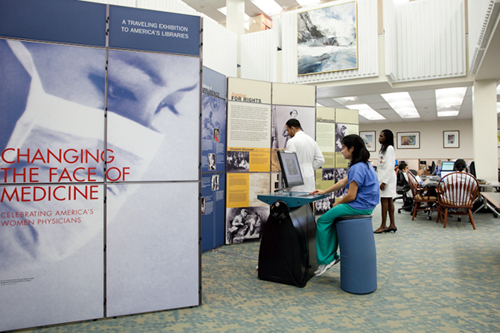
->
xmin=436 ymin=172 xmax=479 ymax=229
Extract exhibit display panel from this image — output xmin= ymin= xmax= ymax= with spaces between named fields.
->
xmin=201 ymin=67 xmax=227 ymax=252
xmin=106 ymin=49 xmax=200 ymax=182
xmin=105 ymin=4 xmax=202 ymax=318
xmin=225 ymin=78 xmax=273 ymax=244
xmin=0 ymin=0 xmax=202 ymax=330
xmin=0 ymin=1 xmax=108 ymax=331
xmin=202 ymin=67 xmax=227 ymax=173
xmin=314 ymin=108 xmax=359 ymax=215
xmin=0 ymin=184 xmax=105 ymax=331
xmin=201 ymin=172 xmax=226 ymax=252
xmin=106 ymin=182 xmax=199 ymax=316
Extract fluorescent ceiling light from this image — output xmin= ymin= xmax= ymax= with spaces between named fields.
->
xmin=435 ymin=87 xmax=466 ymax=117
xmin=296 ymin=0 xmax=321 ymax=6
xmin=346 ymin=104 xmax=386 ymax=121
xmin=251 ymin=0 xmax=283 ymax=16
xmin=381 ymin=92 xmax=420 ymax=119
xmin=333 ymin=96 xmax=360 ymax=105
xmin=393 ymin=0 xmax=409 ymax=4
xmin=438 ymin=110 xmax=460 ymax=117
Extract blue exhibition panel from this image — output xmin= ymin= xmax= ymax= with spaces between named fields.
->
xmin=109 ymin=5 xmax=201 ymax=56
xmin=201 ymin=173 xmax=226 ymax=252
xmin=0 ymin=0 xmax=106 ymax=46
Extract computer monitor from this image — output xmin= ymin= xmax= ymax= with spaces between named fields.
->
xmin=429 ymin=161 xmax=436 ymax=174
xmin=440 ymin=161 xmax=455 ymax=178
xmin=469 ymin=161 xmax=476 ymax=178
xmin=277 ymin=150 xmax=305 ymax=189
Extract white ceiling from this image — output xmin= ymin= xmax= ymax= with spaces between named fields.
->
xmin=181 ymin=0 xmax=500 ymax=124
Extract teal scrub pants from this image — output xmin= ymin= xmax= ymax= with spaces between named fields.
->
xmin=316 ymin=203 xmax=373 ymax=265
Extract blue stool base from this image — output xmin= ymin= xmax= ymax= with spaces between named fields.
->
xmin=336 ymin=215 xmax=377 ymax=294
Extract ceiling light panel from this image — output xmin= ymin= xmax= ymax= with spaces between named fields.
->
xmin=251 ymin=0 xmax=283 ymax=16
xmin=381 ymin=92 xmax=420 ymax=119
xmin=435 ymin=87 xmax=466 ymax=117
xmin=346 ymin=104 xmax=386 ymax=121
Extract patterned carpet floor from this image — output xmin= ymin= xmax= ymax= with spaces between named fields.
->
xmin=14 ymin=202 xmax=500 ymax=332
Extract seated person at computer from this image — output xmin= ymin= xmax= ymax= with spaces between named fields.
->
xmin=310 ymin=134 xmax=380 ymax=276
xmin=398 ymin=162 xmax=423 ymax=194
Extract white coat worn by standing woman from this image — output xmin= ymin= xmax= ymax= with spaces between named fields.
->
xmin=374 ymin=129 xmax=398 ymax=233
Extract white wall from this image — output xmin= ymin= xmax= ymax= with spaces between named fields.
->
xmin=360 ymin=119 xmax=473 ymax=161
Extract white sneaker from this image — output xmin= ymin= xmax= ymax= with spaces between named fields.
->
xmin=315 ymin=258 xmax=340 ymax=276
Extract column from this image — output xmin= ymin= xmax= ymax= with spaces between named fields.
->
xmin=226 ymin=0 xmax=244 ymax=77
xmin=472 ymin=79 xmax=498 ymax=182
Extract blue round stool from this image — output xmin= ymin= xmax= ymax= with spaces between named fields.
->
xmin=335 ymin=215 xmax=377 ymax=294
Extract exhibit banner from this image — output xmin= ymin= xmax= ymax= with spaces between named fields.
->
xmin=225 ymin=173 xmax=269 ymax=244
xmin=106 ymin=182 xmax=200 ymax=317
xmin=0 ymin=0 xmax=106 ymax=47
xmin=201 ymin=172 xmax=226 ymax=252
xmin=0 ymin=36 xmax=107 ymax=331
xmin=109 ymin=5 xmax=200 ymax=56
xmin=106 ymin=49 xmax=200 ymax=182
xmin=202 ymin=67 xmax=226 ymax=173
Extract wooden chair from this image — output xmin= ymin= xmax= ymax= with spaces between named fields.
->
xmin=436 ymin=172 xmax=479 ymax=229
xmin=406 ymin=171 xmax=437 ymax=220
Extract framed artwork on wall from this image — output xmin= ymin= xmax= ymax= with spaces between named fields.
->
xmin=497 ymin=129 xmax=500 ymax=147
xmin=360 ymin=131 xmax=376 ymax=152
xmin=443 ymin=130 xmax=459 ymax=148
xmin=397 ymin=132 xmax=420 ymax=149
xmin=297 ymin=1 xmax=358 ymax=76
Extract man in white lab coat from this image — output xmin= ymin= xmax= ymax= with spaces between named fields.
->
xmin=285 ymin=119 xmax=325 ymax=192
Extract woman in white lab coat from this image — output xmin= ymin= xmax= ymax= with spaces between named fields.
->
xmin=374 ymin=129 xmax=398 ymax=233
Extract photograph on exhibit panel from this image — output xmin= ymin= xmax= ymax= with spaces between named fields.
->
xmin=106 ymin=49 xmax=200 ymax=182
xmin=201 ymin=93 xmax=226 ymax=173
xmin=0 ymin=39 xmax=107 ymax=185
xmin=334 ymin=168 xmax=348 ymax=198
xmin=225 ymin=206 xmax=269 ymax=245
xmin=272 ymin=105 xmax=317 ymax=149
xmin=315 ymin=193 xmax=335 ymax=215
xmin=226 ymin=150 xmax=250 ymax=172
xmin=201 ymin=172 xmax=226 ymax=252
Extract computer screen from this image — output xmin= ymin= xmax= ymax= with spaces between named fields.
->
xmin=277 ymin=150 xmax=305 ymax=189
xmin=440 ymin=161 xmax=455 ymax=178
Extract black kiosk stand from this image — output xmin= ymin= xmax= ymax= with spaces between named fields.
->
xmin=257 ymin=151 xmax=326 ymax=287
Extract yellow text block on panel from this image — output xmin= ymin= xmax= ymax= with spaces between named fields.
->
xmin=249 ymin=148 xmax=271 ymax=172
xmin=336 ymin=108 xmax=359 ymax=124
xmin=227 ymin=173 xmax=249 ymax=208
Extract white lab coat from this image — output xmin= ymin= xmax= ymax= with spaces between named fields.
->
xmin=378 ymin=145 xmax=397 ymax=198
xmin=285 ymin=131 xmax=325 ymax=192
